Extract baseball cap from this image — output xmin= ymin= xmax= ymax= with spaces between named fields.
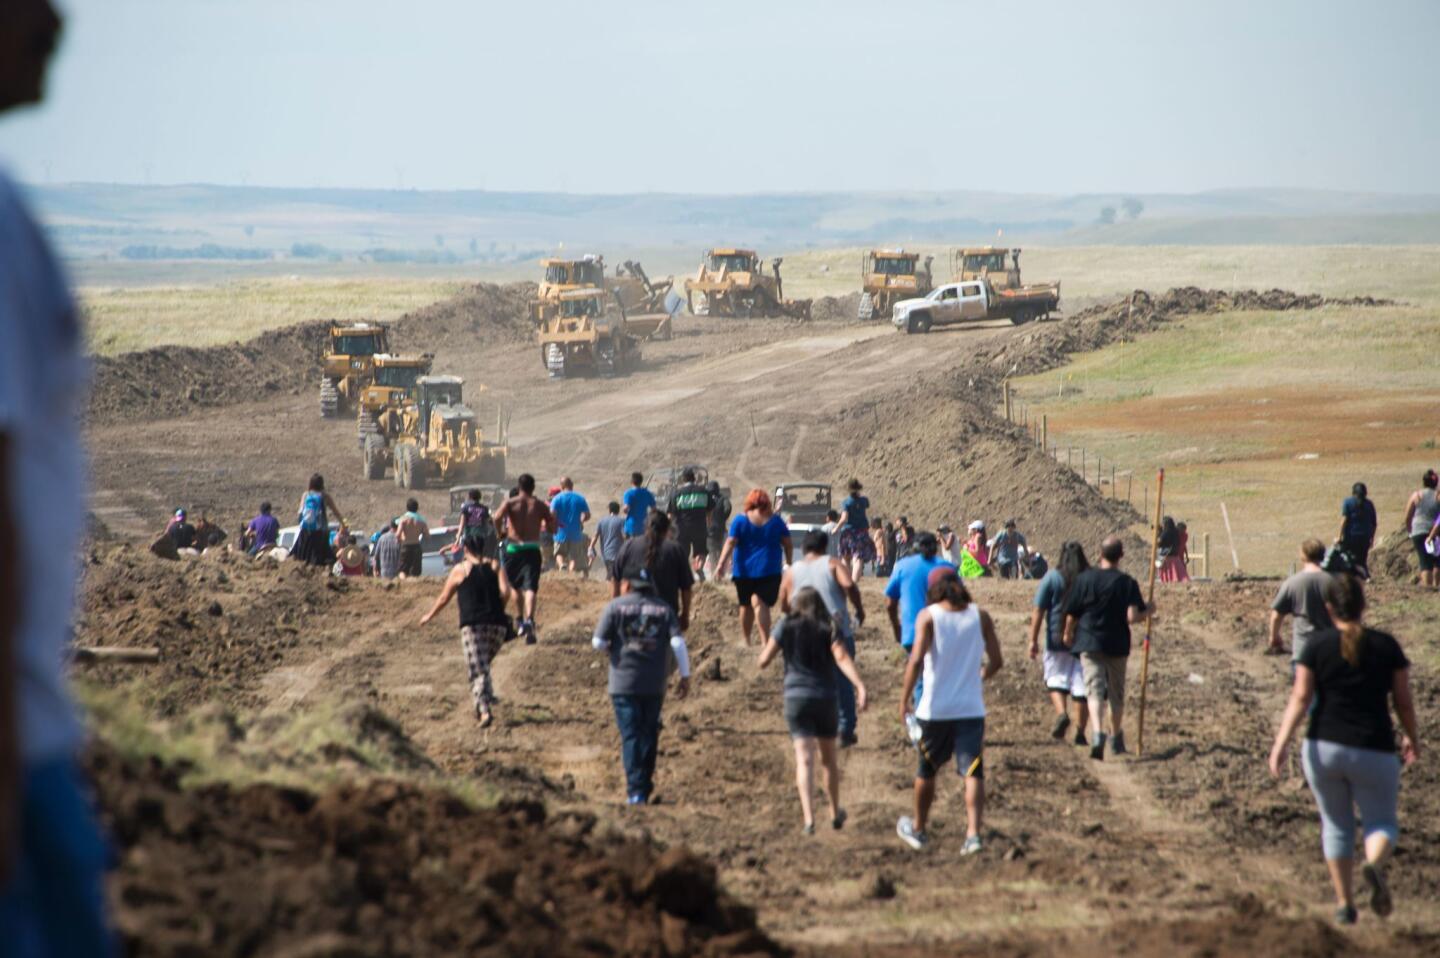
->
xmin=548 ymin=485 xmax=562 ymax=498
xmin=968 ymin=520 xmax=985 ymax=532
xmin=927 ymin=565 xmax=960 ymax=590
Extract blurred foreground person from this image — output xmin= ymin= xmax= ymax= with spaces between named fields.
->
xmin=0 ymin=1 xmax=117 ymax=950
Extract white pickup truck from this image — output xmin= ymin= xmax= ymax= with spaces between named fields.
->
xmin=891 ymin=278 xmax=1059 ymax=334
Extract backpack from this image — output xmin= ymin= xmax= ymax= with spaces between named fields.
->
xmin=1322 ymin=543 xmax=1364 ymax=578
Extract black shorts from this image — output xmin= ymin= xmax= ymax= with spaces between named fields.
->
xmin=784 ymin=697 xmax=839 ymax=739
xmin=915 ymin=717 xmax=985 ymax=780
xmin=677 ymin=526 xmax=709 ymax=560
xmin=734 ymin=574 xmax=782 ymax=608
xmin=1413 ymin=534 xmax=1437 ymax=572
xmin=604 ymin=559 xmax=620 ymax=581
xmin=503 ymin=547 xmax=543 ymax=592
xmin=399 ymin=543 xmax=423 ymax=577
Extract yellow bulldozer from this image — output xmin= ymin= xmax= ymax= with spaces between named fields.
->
xmin=858 ymin=249 xmax=934 ymax=320
xmin=319 ymin=322 xmax=390 ymax=418
xmin=529 ymin=254 xmax=609 ymax=324
xmin=529 ymin=255 xmax=679 ymax=338
xmin=538 ymin=288 xmax=642 ymax=379
xmin=362 ymin=374 xmax=508 ymax=488
xmin=355 ymin=353 xmax=433 ymax=447
xmin=683 ymin=248 xmax=811 ymax=320
xmin=951 ymin=247 xmax=1025 ymax=290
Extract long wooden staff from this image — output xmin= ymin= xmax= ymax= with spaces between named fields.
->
xmin=1136 ymin=468 xmax=1165 ymax=756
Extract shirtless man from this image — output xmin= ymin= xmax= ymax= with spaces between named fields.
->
xmin=494 ymin=473 xmax=557 ymax=643
xmin=396 ymin=497 xmax=429 ymax=579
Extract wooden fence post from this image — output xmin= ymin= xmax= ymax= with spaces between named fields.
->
xmin=1203 ymin=533 xmax=1210 ymax=579
xmin=1042 ymin=415 xmax=1048 ymax=451
xmin=1004 ymin=380 xmax=1012 ymax=422
xmin=1126 ymin=472 xmax=1133 ymax=504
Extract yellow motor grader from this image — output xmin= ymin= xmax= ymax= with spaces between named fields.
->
xmin=537 ymin=287 xmax=643 ymax=379
xmin=683 ymin=248 xmax=811 ymax=320
xmin=362 ymin=375 xmax=508 ymax=488
xmin=319 ymin=322 xmax=390 ymax=418
xmin=858 ymin=249 xmax=934 ymax=320
xmin=355 ymin=353 xmax=433 ymax=447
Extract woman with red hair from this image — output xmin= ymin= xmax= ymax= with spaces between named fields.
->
xmin=714 ymin=488 xmax=793 ymax=645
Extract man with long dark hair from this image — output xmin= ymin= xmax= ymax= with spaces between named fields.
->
xmin=1028 ymin=541 xmax=1090 ymax=744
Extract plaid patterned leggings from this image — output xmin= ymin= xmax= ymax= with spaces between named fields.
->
xmin=460 ymin=624 xmax=507 ymax=710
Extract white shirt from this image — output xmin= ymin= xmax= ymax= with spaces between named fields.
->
xmin=0 ymin=170 xmax=88 ymax=760
xmin=915 ymin=603 xmax=986 ymax=721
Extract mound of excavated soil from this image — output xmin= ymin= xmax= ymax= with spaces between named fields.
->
xmin=808 ymin=292 xmax=862 ymax=323
xmin=87 ymin=747 xmax=781 ymax=958
xmin=88 ymin=282 xmax=535 ymax=426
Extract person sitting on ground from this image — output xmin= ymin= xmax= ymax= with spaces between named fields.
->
xmin=335 ymin=534 xmax=366 ymax=577
xmin=192 ymin=511 xmax=226 ymax=551
xmin=167 ymin=509 xmax=196 ymax=551
xmin=245 ymin=501 xmax=279 ymax=556
xmin=713 ymin=488 xmax=792 ymax=646
xmin=781 ymin=530 xmax=866 ymax=747
xmin=1029 ymin=541 xmax=1090 ymax=744
xmin=897 ymin=568 xmax=1003 ymax=854
xmin=373 ymin=520 xmax=401 ymax=580
xmin=420 ymin=535 xmax=516 ymax=728
xmin=991 ymin=519 xmax=1028 ymax=580
xmin=614 ymin=510 xmax=694 ymax=630
xmin=622 ymin=471 xmax=656 ymax=539
xmin=962 ymin=521 xmax=989 ymax=576
xmin=1269 ymin=574 xmax=1420 ymax=927
xmin=592 ymin=577 xmax=692 ymax=805
xmin=759 ymin=585 xmax=867 ymax=834
xmin=397 ymin=498 xmax=428 ymax=579
xmin=833 ymin=479 xmax=877 ymax=580
xmin=1338 ymin=482 xmax=1378 ymax=577
xmin=1402 ymin=469 xmax=1440 ymax=591
xmin=1267 ymin=539 xmax=1334 ymax=661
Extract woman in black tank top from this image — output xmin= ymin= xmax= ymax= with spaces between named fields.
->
xmin=421 ymin=538 xmax=515 ymax=726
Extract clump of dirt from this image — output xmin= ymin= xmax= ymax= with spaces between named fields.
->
xmin=87 ymin=746 xmax=782 ymax=958
xmin=808 ymin=292 xmax=862 ymax=323
xmin=76 ymin=545 xmax=359 ymax=715
xmin=1370 ymin=527 xmax=1420 ymax=582
xmin=88 ymin=282 xmax=535 ymax=426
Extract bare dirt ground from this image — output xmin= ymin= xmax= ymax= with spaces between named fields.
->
xmin=78 ymin=284 xmax=1440 ymax=955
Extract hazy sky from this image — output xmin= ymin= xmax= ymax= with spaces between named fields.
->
xmin=2 ymin=0 xmax=1438 ymax=194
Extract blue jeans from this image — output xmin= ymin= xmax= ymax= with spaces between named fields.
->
xmin=611 ymin=694 xmax=664 ymax=800
xmin=0 ymin=757 xmax=116 ymax=958
xmin=835 ymin=631 xmax=857 ymax=736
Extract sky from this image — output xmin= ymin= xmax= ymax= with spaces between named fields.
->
xmin=2 ymin=0 xmax=1438 ymax=195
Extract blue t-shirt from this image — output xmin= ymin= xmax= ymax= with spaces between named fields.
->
xmin=551 ymin=490 xmax=590 ymax=543
xmin=728 ymin=513 xmax=791 ymax=579
xmin=1033 ymin=569 xmax=1067 ymax=652
xmin=1341 ymin=496 xmax=1377 ymax=540
xmin=884 ymin=553 xmax=956 ymax=649
xmin=623 ymin=487 xmax=656 ymax=536
xmin=842 ymin=495 xmax=870 ymax=531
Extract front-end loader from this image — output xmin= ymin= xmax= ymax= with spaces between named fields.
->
xmin=537 ymin=288 xmax=642 ymax=379
xmin=319 ymin=322 xmax=390 ymax=418
xmin=858 ymin=249 xmax=933 ymax=320
xmin=683 ymin=248 xmax=811 ymax=320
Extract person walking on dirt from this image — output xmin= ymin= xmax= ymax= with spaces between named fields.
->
xmin=833 ymin=479 xmax=877 ymax=580
xmin=897 ymin=568 xmax=1004 ymax=854
xmin=759 ymin=585 xmax=867 ymax=833
xmin=1061 ymin=536 xmax=1153 ymax=760
xmin=550 ymin=477 xmax=591 ymax=574
xmin=1402 ymin=470 xmax=1440 ymax=590
xmin=870 ymin=518 xmax=889 ymax=576
xmin=713 ymin=488 xmax=792 ymax=646
xmin=373 ymin=520 xmax=401 ymax=579
xmin=494 ymin=473 xmax=557 ymax=643
xmin=992 ymin=520 xmax=1028 ymax=580
xmin=293 ymin=474 xmax=344 ymax=567
xmin=592 ymin=578 xmax=692 ymax=805
xmin=396 ymin=498 xmax=428 ymax=579
xmin=1338 ymin=482 xmax=1378 ymax=576
xmin=1267 ymin=539 xmax=1334 ymax=660
xmin=0 ymin=7 xmax=118 ymax=945
xmin=885 ymin=532 xmax=955 ymax=656
xmin=622 ymin=472 xmax=655 ymax=539
xmin=1268 ymin=574 xmax=1420 ymax=926
xmin=667 ymin=468 xmax=713 ymax=580
xmin=780 ymin=530 xmax=866 ymax=747
xmin=1029 ymin=541 xmax=1091 ymax=745
xmin=704 ymin=481 xmax=731 ymax=579
xmin=455 ymin=488 xmax=495 ymax=560
xmin=591 ymin=501 xmax=626 ymax=583
xmin=615 ymin=511 xmax=694 ymax=629
xmin=245 ymin=502 xmax=279 ymax=556
xmin=420 ymin=535 xmax=516 ymax=729
xmin=893 ymin=517 xmax=915 ymax=560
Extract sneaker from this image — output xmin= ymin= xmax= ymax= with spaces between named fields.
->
xmin=1110 ymin=731 xmax=1127 ymax=756
xmin=832 ymin=809 xmax=848 ymax=831
xmin=1050 ymin=713 xmax=1071 ymax=740
xmin=961 ymin=834 xmax=983 ymax=856
xmin=801 ymin=822 xmax=816 ymax=836
xmin=626 ymin=794 xmax=647 ymax=806
xmin=1074 ymin=728 xmax=1088 ymax=746
xmin=840 ymin=731 xmax=859 ymax=749
xmin=896 ymin=816 xmax=928 ymax=851
xmin=1363 ymin=862 xmax=1393 ymax=918
xmin=523 ymin=619 xmax=537 ymax=645
xmin=1335 ymin=904 xmax=1358 ymax=926
xmin=1089 ymin=733 xmax=1106 ymax=761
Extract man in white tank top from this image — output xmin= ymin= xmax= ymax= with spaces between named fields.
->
xmin=897 ymin=568 xmax=1003 ymax=854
